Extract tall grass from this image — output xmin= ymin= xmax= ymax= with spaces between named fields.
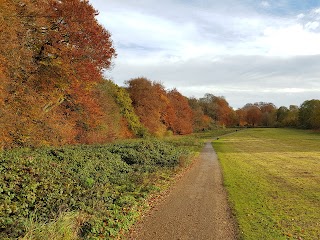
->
xmin=21 ymin=212 xmax=86 ymax=240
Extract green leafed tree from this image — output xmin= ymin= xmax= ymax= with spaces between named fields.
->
xmin=99 ymin=80 xmax=147 ymax=137
xmin=299 ymin=99 xmax=320 ymax=129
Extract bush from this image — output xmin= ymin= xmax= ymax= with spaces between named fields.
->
xmin=0 ymin=139 xmax=193 ymax=239
xmin=108 ymin=140 xmax=186 ymax=167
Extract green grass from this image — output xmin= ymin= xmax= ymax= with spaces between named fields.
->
xmin=192 ymin=128 xmax=240 ymax=140
xmin=20 ymin=212 xmax=86 ymax=240
xmin=214 ymin=128 xmax=320 ymax=240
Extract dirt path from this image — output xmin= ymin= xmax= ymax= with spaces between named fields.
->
xmin=129 ymin=142 xmax=238 ymax=240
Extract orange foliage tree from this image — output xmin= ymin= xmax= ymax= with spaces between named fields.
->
xmin=188 ymin=97 xmax=213 ymax=131
xmin=199 ymin=94 xmax=236 ymax=127
xmin=235 ymin=108 xmax=247 ymax=126
xmin=0 ymin=0 xmax=116 ymax=148
xmin=238 ymin=102 xmax=277 ymax=127
xmin=126 ymin=77 xmax=167 ymax=136
xmin=126 ymin=78 xmax=194 ymax=136
xmin=167 ymin=89 xmax=193 ymax=134
xmin=242 ymin=103 xmax=262 ymax=127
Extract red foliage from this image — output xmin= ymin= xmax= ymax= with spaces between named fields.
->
xmin=126 ymin=78 xmax=194 ymax=136
xmin=0 ymin=0 xmax=116 ymax=148
xmin=167 ymin=89 xmax=193 ymax=135
xmin=126 ymin=77 xmax=167 ymax=135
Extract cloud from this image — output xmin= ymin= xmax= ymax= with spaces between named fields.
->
xmin=297 ymin=13 xmax=305 ymax=19
xmin=261 ymin=1 xmax=270 ymax=8
xmin=305 ymin=21 xmax=320 ymax=30
xmin=91 ymin=0 xmax=320 ymax=108
xmin=99 ymin=1 xmax=320 ymax=59
xmin=105 ymin=54 xmax=320 ymax=108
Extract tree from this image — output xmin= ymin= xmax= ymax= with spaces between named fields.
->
xmin=287 ymin=105 xmax=299 ymax=127
xmin=277 ymin=106 xmax=289 ymax=126
xmin=0 ymin=0 xmax=116 ymax=148
xmin=299 ymin=100 xmax=320 ymax=129
xmin=277 ymin=105 xmax=299 ymax=127
xmin=243 ymin=104 xmax=262 ymax=127
xmin=167 ymin=89 xmax=193 ymax=135
xmin=126 ymin=78 xmax=195 ymax=135
xmin=188 ymin=97 xmax=213 ymax=131
xmin=259 ymin=103 xmax=277 ymax=127
xmin=199 ymin=94 xmax=234 ymax=126
xmin=126 ymin=77 xmax=167 ymax=136
xmin=235 ymin=108 xmax=247 ymax=127
xmin=101 ymin=80 xmax=147 ymax=138
xmin=199 ymin=94 xmax=219 ymax=122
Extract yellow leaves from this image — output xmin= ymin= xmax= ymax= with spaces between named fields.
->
xmin=43 ymin=96 xmax=65 ymax=113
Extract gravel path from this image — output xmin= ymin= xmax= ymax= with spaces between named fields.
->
xmin=129 ymin=142 xmax=238 ymax=240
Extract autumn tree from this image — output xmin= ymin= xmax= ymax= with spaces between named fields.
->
xmin=188 ymin=97 xmax=213 ymax=131
xmin=242 ymin=103 xmax=262 ymax=127
xmin=0 ymin=1 xmax=37 ymax=147
xmin=199 ymin=94 xmax=235 ymax=127
xmin=167 ymin=89 xmax=193 ymax=135
xmin=101 ymin=80 xmax=147 ymax=138
xmin=126 ymin=77 xmax=167 ymax=136
xmin=0 ymin=0 xmax=116 ymax=148
xmin=126 ymin=78 xmax=196 ymax=135
xmin=235 ymin=109 xmax=246 ymax=126
xmin=259 ymin=102 xmax=277 ymax=127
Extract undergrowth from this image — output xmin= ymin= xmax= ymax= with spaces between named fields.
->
xmin=0 ymin=139 xmax=195 ymax=239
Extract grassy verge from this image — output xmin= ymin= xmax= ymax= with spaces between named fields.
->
xmin=214 ymin=128 xmax=320 ymax=239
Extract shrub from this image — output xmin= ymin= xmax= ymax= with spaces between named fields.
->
xmin=0 ymin=139 xmax=193 ymax=239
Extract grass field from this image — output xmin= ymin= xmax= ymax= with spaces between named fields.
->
xmin=214 ymin=128 xmax=320 ymax=240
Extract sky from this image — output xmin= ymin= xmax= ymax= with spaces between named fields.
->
xmin=90 ymin=0 xmax=320 ymax=109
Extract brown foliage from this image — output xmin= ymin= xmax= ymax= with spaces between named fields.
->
xmin=126 ymin=78 xmax=194 ymax=136
xmin=126 ymin=77 xmax=167 ymax=136
xmin=0 ymin=0 xmax=116 ymax=148
xmin=188 ymin=98 xmax=213 ymax=131
xmin=167 ymin=89 xmax=193 ymax=135
xmin=199 ymin=94 xmax=235 ymax=127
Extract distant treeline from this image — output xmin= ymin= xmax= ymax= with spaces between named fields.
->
xmin=235 ymin=100 xmax=320 ymax=129
xmin=0 ymin=0 xmax=319 ymax=149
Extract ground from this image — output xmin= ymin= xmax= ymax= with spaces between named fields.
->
xmin=129 ymin=142 xmax=238 ymax=240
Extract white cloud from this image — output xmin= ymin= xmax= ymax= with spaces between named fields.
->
xmin=256 ymin=24 xmax=320 ymax=56
xmin=305 ymin=21 xmax=320 ymax=30
xmin=313 ymin=8 xmax=320 ymax=14
xmin=101 ymin=3 xmax=320 ymax=61
xmin=91 ymin=0 xmax=320 ymax=108
xmin=106 ymin=54 xmax=320 ymax=107
xmin=261 ymin=1 xmax=270 ymax=8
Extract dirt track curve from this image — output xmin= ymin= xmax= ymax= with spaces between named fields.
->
xmin=129 ymin=141 xmax=238 ymax=240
